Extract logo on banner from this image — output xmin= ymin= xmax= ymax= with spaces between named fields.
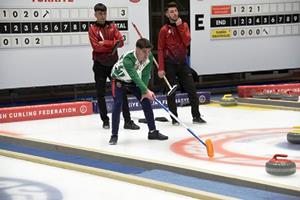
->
xmin=0 ymin=102 xmax=92 ymax=123
xmin=198 ymin=95 xmax=206 ymax=103
xmin=79 ymin=105 xmax=87 ymax=114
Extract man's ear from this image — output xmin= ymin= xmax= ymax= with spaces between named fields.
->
xmin=165 ymin=11 xmax=169 ymax=18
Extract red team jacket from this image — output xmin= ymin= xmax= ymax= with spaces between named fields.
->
xmin=88 ymin=22 xmax=124 ymax=66
xmin=157 ymin=22 xmax=191 ymax=71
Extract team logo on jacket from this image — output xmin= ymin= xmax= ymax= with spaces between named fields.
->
xmin=116 ymin=82 xmax=122 ymax=88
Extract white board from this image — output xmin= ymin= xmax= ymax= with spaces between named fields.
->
xmin=0 ymin=0 xmax=149 ymax=89
xmin=190 ymin=0 xmax=300 ymax=75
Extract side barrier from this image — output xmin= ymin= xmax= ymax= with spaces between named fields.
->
xmin=0 ymin=91 xmax=210 ymax=123
xmin=238 ymin=83 xmax=300 ymax=98
xmin=93 ymin=91 xmax=211 ymax=113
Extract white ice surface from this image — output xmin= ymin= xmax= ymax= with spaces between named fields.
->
xmin=1 ymin=104 xmax=299 ymax=189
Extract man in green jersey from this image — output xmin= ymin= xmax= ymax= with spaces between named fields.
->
xmin=109 ymin=38 xmax=168 ymax=145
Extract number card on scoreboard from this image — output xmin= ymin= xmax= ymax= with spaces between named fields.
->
xmin=191 ymin=0 xmax=300 ymax=75
xmin=0 ymin=0 xmax=148 ymax=89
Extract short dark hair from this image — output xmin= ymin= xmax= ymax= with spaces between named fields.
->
xmin=94 ymin=3 xmax=107 ymax=12
xmin=165 ymin=2 xmax=178 ymax=12
xmin=136 ymin=38 xmax=153 ymax=49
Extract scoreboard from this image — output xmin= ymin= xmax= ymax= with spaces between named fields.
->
xmin=191 ymin=0 xmax=300 ymax=75
xmin=210 ymin=3 xmax=299 ymax=39
xmin=0 ymin=6 xmax=129 ymax=48
xmin=0 ymin=0 xmax=148 ymax=89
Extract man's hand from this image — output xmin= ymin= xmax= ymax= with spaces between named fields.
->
xmin=176 ymin=17 xmax=182 ymax=26
xmin=98 ymin=41 xmax=104 ymax=46
xmin=158 ymin=70 xmax=165 ymax=78
xmin=141 ymin=89 xmax=155 ymax=101
xmin=111 ymin=40 xmax=120 ymax=55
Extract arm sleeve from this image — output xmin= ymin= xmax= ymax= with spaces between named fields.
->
xmin=102 ymin=40 xmax=114 ymax=48
xmin=157 ymin=27 xmax=166 ymax=71
xmin=89 ymin=26 xmax=110 ymax=53
xmin=176 ymin=22 xmax=191 ymax=47
xmin=123 ymin=57 xmax=148 ymax=94
xmin=141 ymin=54 xmax=153 ymax=87
xmin=102 ymin=24 xmax=124 ymax=49
xmin=88 ymin=26 xmax=112 ymax=53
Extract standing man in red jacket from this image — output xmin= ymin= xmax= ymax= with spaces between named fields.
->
xmin=88 ymin=3 xmax=139 ymax=130
xmin=157 ymin=2 xmax=206 ymax=125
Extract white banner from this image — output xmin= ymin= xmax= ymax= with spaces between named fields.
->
xmin=0 ymin=0 xmax=149 ymax=89
xmin=190 ymin=0 xmax=300 ymax=75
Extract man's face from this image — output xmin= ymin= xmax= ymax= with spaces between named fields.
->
xmin=166 ymin=7 xmax=179 ymax=22
xmin=137 ymin=48 xmax=151 ymax=62
xmin=94 ymin=10 xmax=107 ymax=24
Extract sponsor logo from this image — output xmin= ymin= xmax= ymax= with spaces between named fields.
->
xmin=79 ymin=105 xmax=87 ymax=114
xmin=116 ymin=81 xmax=122 ymax=88
xmin=198 ymin=95 xmax=206 ymax=103
xmin=129 ymin=0 xmax=140 ymax=3
xmin=211 ymin=29 xmax=231 ymax=39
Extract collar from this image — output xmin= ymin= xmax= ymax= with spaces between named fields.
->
xmin=95 ymin=21 xmax=110 ymax=28
xmin=133 ymin=50 xmax=138 ymax=60
xmin=167 ymin=21 xmax=177 ymax=27
xmin=133 ymin=50 xmax=150 ymax=66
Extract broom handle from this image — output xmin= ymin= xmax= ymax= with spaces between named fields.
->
xmin=155 ymin=98 xmax=206 ymax=146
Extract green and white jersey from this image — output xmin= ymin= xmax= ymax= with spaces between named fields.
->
xmin=111 ymin=50 xmax=153 ymax=94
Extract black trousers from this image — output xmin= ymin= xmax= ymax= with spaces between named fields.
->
xmin=92 ymin=60 xmax=131 ymax=123
xmin=165 ymin=63 xmax=200 ymax=119
xmin=111 ymin=80 xmax=156 ymax=135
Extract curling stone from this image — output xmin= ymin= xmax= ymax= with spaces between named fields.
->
xmin=287 ymin=129 xmax=300 ymax=144
xmin=281 ymin=94 xmax=299 ymax=102
xmin=252 ymin=93 xmax=269 ymax=99
xmin=265 ymin=154 xmax=296 ymax=176
xmin=220 ymin=94 xmax=237 ymax=106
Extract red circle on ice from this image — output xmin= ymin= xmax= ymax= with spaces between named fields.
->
xmin=171 ymin=128 xmax=300 ymax=168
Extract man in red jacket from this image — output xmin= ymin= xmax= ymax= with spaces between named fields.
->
xmin=88 ymin=3 xmax=139 ymax=130
xmin=157 ymin=2 xmax=206 ymax=125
